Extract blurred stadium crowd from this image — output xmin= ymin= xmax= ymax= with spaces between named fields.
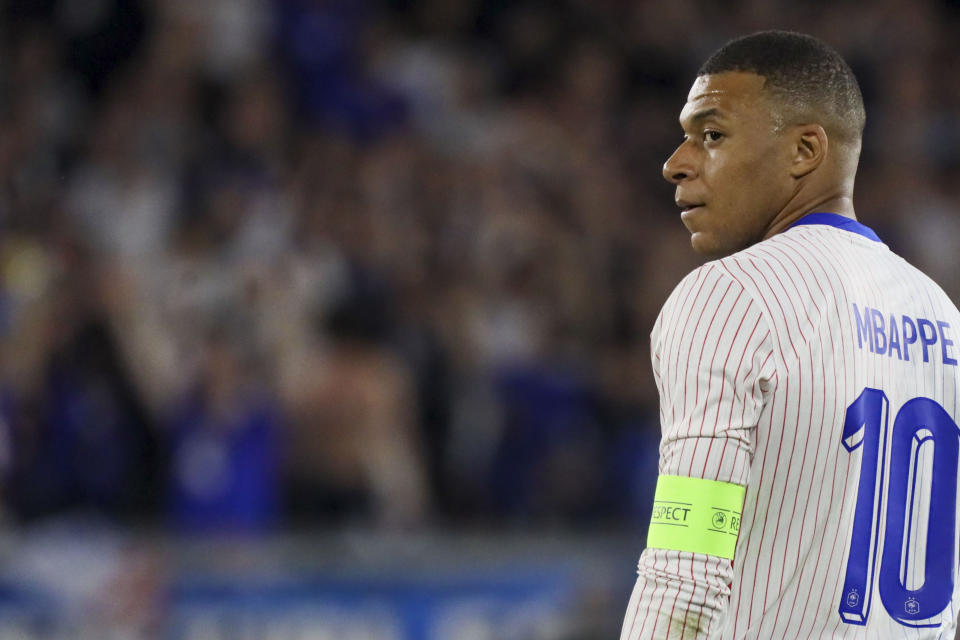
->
xmin=0 ymin=0 xmax=959 ymax=534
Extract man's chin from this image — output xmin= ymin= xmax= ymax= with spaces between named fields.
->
xmin=689 ymin=232 xmax=733 ymax=259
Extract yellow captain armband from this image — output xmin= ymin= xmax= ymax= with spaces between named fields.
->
xmin=646 ymin=475 xmax=746 ymax=560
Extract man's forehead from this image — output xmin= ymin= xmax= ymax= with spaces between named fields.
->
xmin=679 ymin=71 xmax=767 ymax=123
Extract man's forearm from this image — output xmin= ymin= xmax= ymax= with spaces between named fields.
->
xmin=621 ymin=548 xmax=734 ymax=640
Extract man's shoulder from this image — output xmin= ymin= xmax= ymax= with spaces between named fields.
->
xmin=656 ymin=232 xmax=826 ymax=342
xmin=715 ymin=230 xmax=814 ymax=277
xmin=661 ymin=261 xmax=737 ymax=311
xmin=709 ymin=227 xmax=855 ymax=301
xmin=655 ymin=258 xmax=758 ymax=342
xmin=655 ymin=226 xmax=869 ymax=338
xmin=665 ymin=241 xmax=778 ymax=306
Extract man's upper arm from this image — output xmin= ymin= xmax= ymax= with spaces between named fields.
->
xmin=621 ymin=265 xmax=778 ymax=640
xmin=651 ymin=263 xmax=776 ymax=487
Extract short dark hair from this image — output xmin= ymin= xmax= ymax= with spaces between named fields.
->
xmin=699 ymin=30 xmax=865 ymax=146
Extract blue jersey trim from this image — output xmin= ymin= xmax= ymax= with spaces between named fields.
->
xmin=789 ymin=212 xmax=882 ymax=243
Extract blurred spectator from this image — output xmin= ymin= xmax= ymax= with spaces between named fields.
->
xmin=167 ymin=324 xmax=281 ymax=533
xmin=9 ymin=250 xmax=159 ymax=521
xmin=281 ymin=289 xmax=430 ymax=527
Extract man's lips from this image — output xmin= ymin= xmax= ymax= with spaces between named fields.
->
xmin=676 ymin=199 xmax=704 ymax=213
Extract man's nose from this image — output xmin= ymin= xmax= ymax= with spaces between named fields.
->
xmin=662 ymin=144 xmax=698 ymax=184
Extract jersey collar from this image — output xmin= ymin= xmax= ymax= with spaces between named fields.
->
xmin=788 ymin=212 xmax=882 ymax=243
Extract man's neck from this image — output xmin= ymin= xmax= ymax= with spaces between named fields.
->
xmin=763 ymin=195 xmax=856 ymax=241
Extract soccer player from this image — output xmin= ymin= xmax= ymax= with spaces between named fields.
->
xmin=620 ymin=31 xmax=960 ymax=639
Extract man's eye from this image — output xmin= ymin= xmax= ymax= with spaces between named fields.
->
xmin=704 ymin=130 xmax=724 ymax=142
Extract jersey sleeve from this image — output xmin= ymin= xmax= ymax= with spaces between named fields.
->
xmin=621 ymin=264 xmax=777 ymax=640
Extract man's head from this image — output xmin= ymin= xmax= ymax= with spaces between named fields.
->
xmin=663 ymin=31 xmax=865 ymax=258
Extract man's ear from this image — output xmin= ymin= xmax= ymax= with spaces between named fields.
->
xmin=789 ymin=124 xmax=827 ymax=178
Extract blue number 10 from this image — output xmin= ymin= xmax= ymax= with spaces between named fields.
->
xmin=839 ymin=388 xmax=959 ymax=627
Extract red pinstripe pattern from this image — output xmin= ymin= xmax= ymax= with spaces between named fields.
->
xmin=752 ymin=245 xmax=824 ymax=636
xmin=745 ymin=371 xmax=788 ymax=627
xmin=679 ymin=277 xmax=730 ymax=439
xmin=690 ymin=288 xmax=746 ymax=478
xmin=702 ymin=294 xmax=748 ymax=451
xmin=621 ymin=223 xmax=960 ymax=640
xmin=669 ymin=269 xmax=715 ymax=432
xmin=776 ymin=236 xmax=844 ymax=633
xmin=785 ymin=233 xmax=858 ymax=637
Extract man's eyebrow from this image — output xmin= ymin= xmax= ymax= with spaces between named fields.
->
xmin=680 ymin=107 xmax=723 ymax=127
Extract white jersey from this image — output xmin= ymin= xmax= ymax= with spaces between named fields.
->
xmin=621 ymin=214 xmax=960 ymax=639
